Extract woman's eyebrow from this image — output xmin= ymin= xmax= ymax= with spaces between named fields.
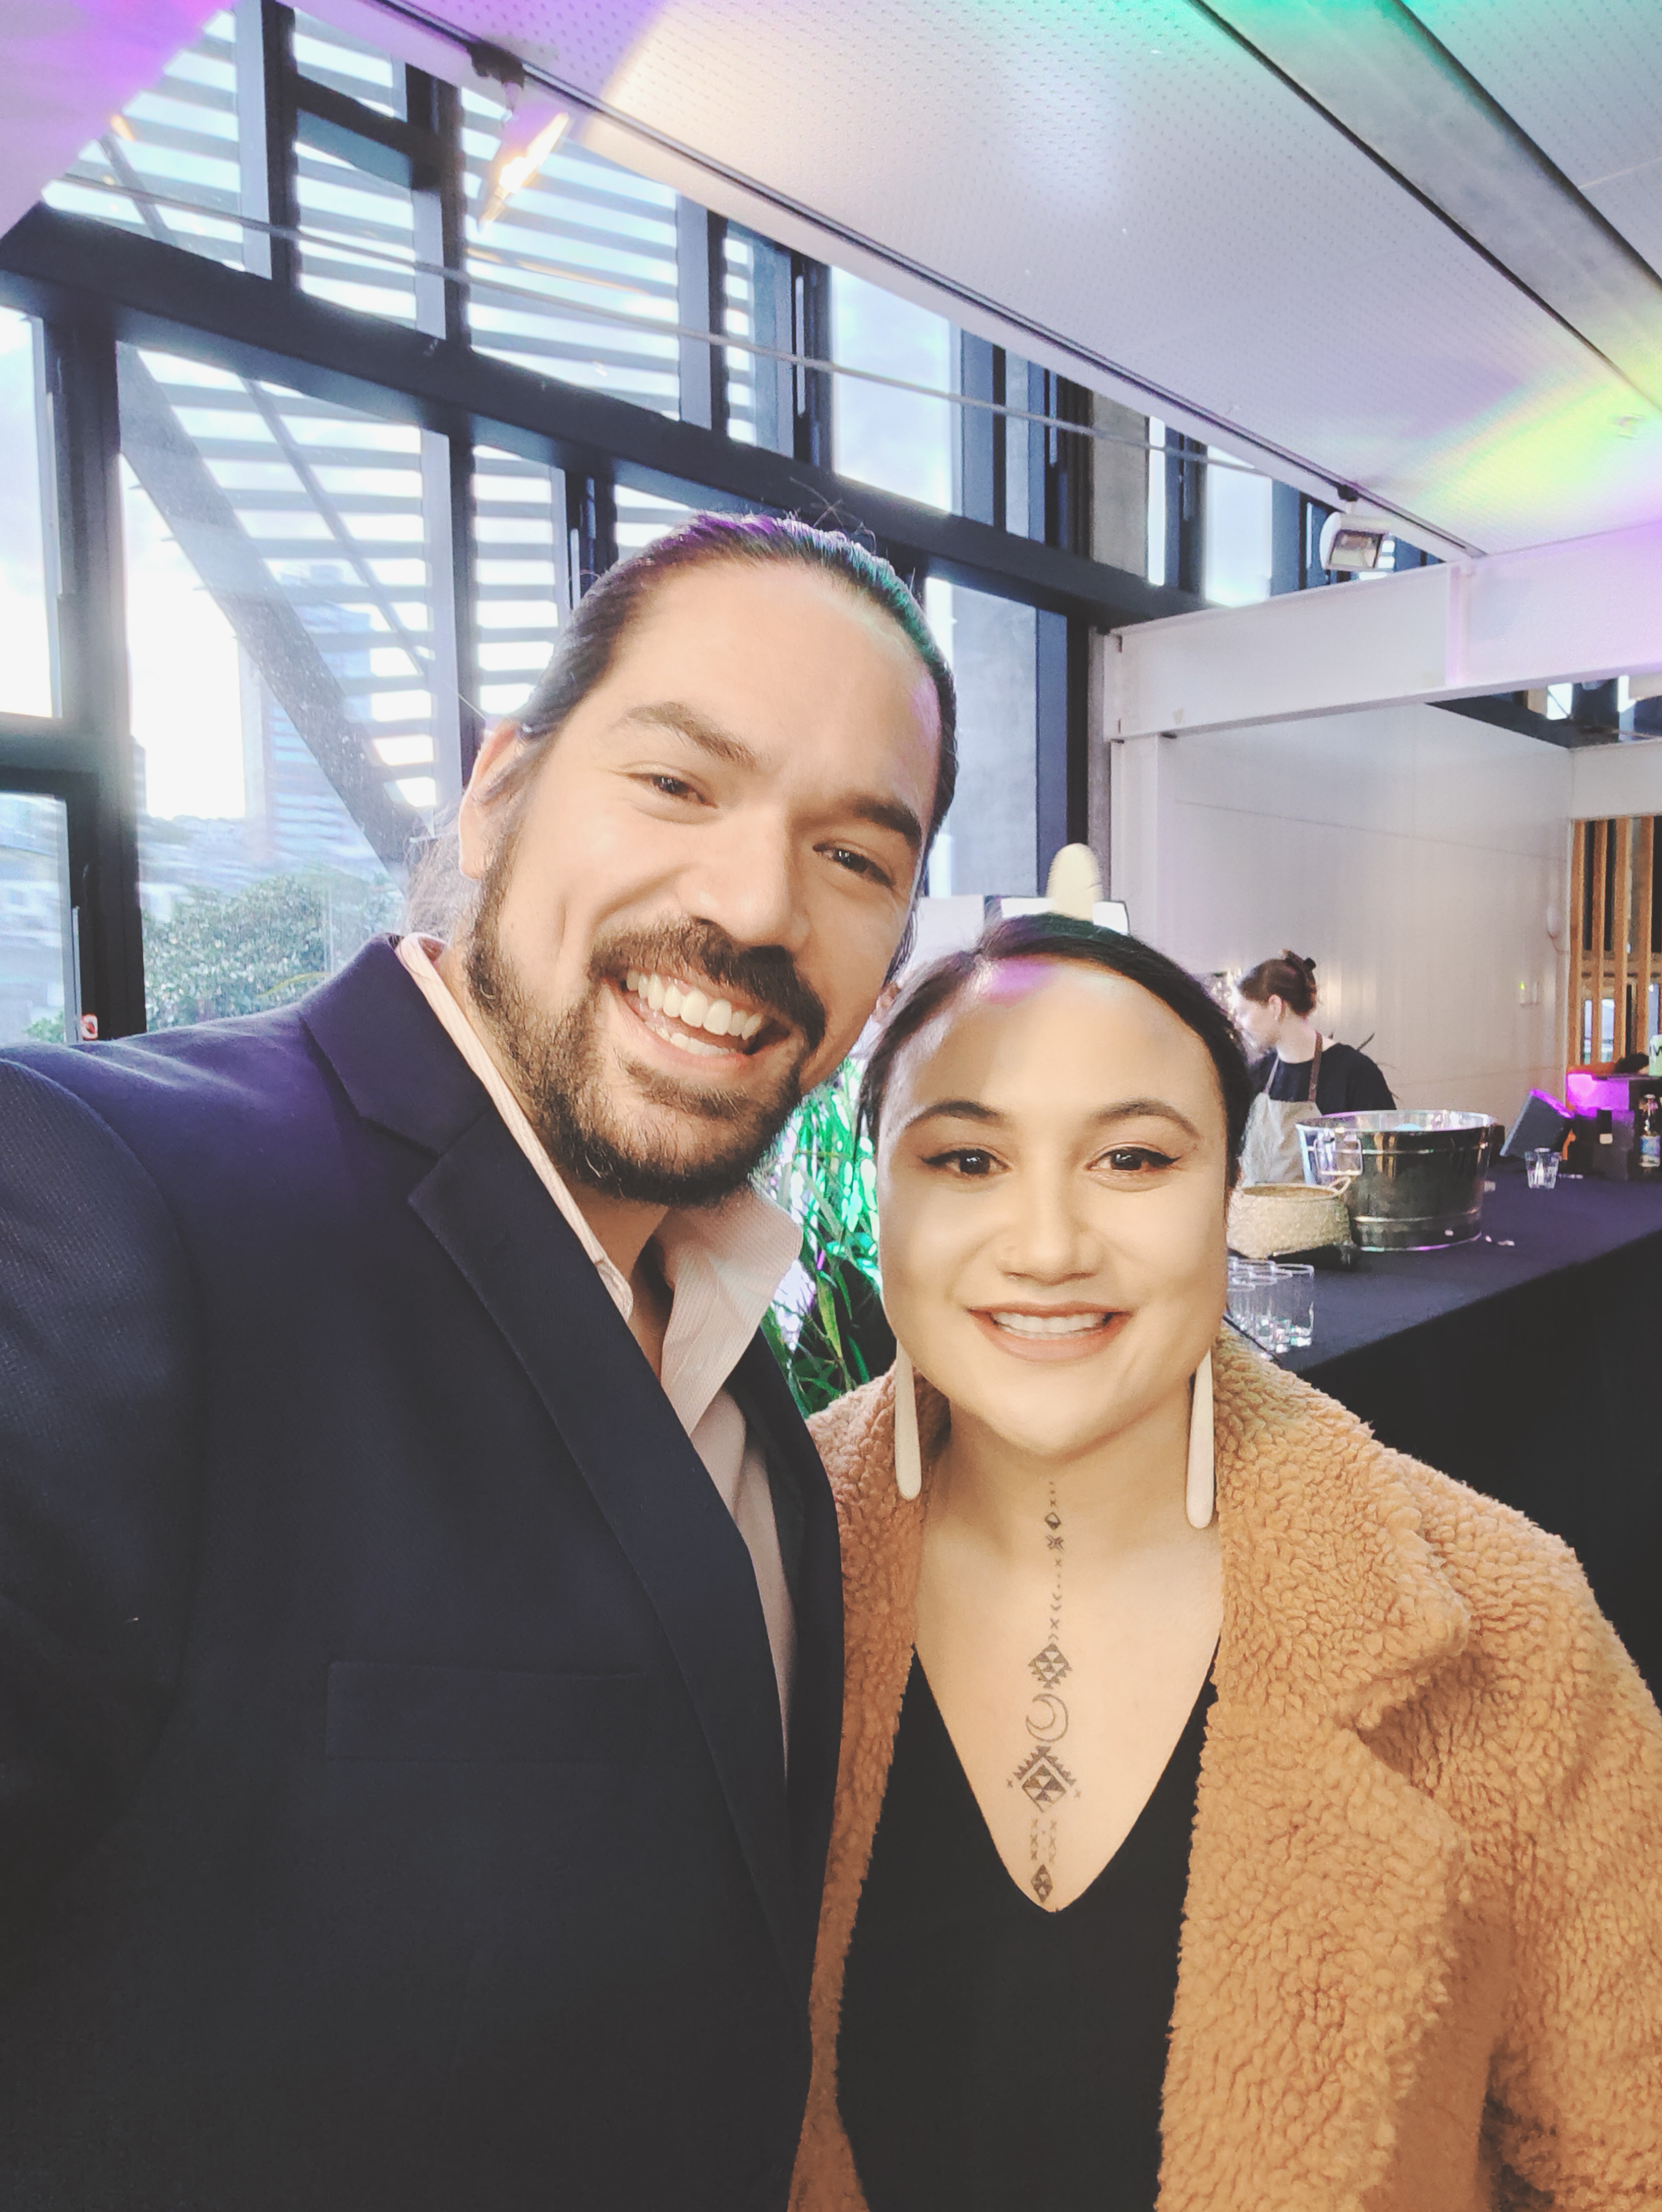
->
xmin=1090 ymin=1099 xmax=1204 ymax=1140
xmin=901 ymin=1097 xmax=1203 ymax=1138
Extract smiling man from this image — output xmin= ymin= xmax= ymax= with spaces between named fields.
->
xmin=0 ymin=517 xmax=953 ymax=2212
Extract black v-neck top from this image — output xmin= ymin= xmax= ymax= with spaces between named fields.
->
xmin=837 ymin=1657 xmax=1216 ymax=2212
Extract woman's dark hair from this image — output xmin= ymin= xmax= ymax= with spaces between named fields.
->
xmin=858 ymin=914 xmax=1255 ymax=1181
xmin=1235 ymin=949 xmax=1318 ymax=1018
xmin=481 ymin=511 xmax=957 ymax=845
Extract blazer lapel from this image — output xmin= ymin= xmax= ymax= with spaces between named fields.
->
xmin=727 ymin=1338 xmax=844 ymax=1976
xmin=1160 ymin=1338 xmax=1475 ymax=2211
xmin=301 ymin=944 xmax=807 ymax=2004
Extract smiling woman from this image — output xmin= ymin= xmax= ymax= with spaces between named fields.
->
xmin=790 ymin=913 xmax=1662 ymax=2212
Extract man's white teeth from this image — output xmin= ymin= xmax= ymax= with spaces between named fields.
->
xmin=622 ymin=972 xmax=765 ymax=1042
xmin=990 ymin=1311 xmax=1107 ymax=1338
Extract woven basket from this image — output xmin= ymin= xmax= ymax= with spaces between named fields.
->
xmin=1227 ymin=1182 xmax=1352 ymax=1260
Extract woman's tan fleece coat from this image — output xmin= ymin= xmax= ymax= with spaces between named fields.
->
xmin=791 ymin=1332 xmax=1662 ymax=2212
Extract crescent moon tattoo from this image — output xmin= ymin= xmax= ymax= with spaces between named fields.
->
xmin=1026 ymin=1692 xmax=1069 ymax=1743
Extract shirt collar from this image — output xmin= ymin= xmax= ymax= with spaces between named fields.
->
xmin=396 ymin=936 xmax=800 ymax=1429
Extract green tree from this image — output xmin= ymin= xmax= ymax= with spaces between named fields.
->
xmin=143 ymin=871 xmax=399 ymax=1030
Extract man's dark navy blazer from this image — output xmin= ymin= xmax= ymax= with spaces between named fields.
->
xmin=0 ymin=940 xmax=842 ymax=2211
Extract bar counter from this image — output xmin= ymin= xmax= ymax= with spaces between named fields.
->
xmin=1285 ymin=1168 xmax=1662 ymax=1697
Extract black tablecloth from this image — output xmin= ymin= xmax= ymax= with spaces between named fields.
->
xmin=1288 ymin=1169 xmax=1662 ymax=1697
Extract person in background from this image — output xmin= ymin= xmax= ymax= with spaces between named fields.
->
xmin=1231 ymin=950 xmax=1393 ymax=1184
xmin=1232 ymin=949 xmax=1394 ymax=1113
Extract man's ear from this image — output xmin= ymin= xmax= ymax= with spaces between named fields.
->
xmin=456 ymin=721 xmax=524 ymax=883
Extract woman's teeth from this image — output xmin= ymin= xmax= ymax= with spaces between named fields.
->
xmin=623 ymin=970 xmax=765 ymax=1051
xmin=990 ymin=1311 xmax=1108 ymax=1338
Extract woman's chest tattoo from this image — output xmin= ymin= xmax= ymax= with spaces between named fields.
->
xmin=1008 ymin=1481 xmax=1081 ymax=1904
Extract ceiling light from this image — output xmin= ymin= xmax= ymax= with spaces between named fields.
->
xmin=1319 ymin=509 xmax=1395 ymax=574
xmin=476 ymin=89 xmax=569 ymax=228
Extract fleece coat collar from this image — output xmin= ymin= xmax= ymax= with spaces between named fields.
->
xmin=791 ymin=1331 xmax=1662 ymax=2212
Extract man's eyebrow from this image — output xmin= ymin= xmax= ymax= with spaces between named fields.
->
xmin=841 ymin=792 xmax=924 ymax=856
xmin=901 ymin=1097 xmax=1202 ymax=1138
xmin=613 ymin=701 xmax=759 ymax=769
xmin=615 ymin=702 xmax=925 ymax=856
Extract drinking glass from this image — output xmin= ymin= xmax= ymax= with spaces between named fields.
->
xmin=1272 ymin=1263 xmax=1315 ymax=1349
xmin=1525 ymin=1147 xmax=1560 ymax=1191
xmin=1227 ymin=1258 xmax=1290 ymax=1352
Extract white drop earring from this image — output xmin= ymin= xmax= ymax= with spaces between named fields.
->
xmin=1185 ymin=1349 xmax=1215 ymax=1530
xmin=892 ymin=1342 xmax=923 ymax=1502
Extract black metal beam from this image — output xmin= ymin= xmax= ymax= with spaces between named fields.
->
xmin=1434 ymin=692 xmax=1603 ymax=751
xmin=36 ymin=308 xmax=147 ymax=1037
xmin=0 ymin=208 xmax=1200 ymax=631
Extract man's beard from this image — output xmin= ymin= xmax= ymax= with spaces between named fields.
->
xmin=461 ymin=835 xmax=828 ymax=1209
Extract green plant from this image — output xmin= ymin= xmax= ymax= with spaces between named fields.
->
xmin=756 ymin=1058 xmax=894 ymax=1414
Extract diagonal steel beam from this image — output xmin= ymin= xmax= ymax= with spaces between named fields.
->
xmin=116 ymin=347 xmax=418 ymax=868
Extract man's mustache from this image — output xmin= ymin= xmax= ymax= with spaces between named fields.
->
xmin=597 ymin=921 xmax=828 ymax=1057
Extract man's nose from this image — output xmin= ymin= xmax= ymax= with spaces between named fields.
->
xmin=683 ymin=811 xmax=809 ymax=955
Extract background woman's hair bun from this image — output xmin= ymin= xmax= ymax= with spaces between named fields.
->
xmin=1280 ymin=949 xmax=1317 ymax=980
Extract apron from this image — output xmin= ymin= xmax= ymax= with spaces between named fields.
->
xmin=1239 ymin=1038 xmax=1324 ymax=1186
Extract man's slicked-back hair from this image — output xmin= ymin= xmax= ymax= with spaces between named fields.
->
xmin=477 ymin=511 xmax=957 ymax=847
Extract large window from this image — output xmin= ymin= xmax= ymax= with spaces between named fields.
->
xmin=471 ymin=445 xmax=566 ymax=724
xmin=9 ymin=1 xmax=1200 ymax=1036
xmin=0 ymin=794 xmax=75 ymax=1045
xmin=924 ymin=578 xmax=1038 ymax=898
xmin=830 ymin=270 xmax=953 ymax=511
xmin=1203 ymin=447 xmax=1273 ymax=606
xmin=121 ymin=347 xmax=443 ymax=1025
xmin=292 ymin=11 xmax=420 ymax=325
xmin=462 ymin=92 xmax=680 ymax=417
xmin=0 ymin=310 xmax=54 ymax=718
xmin=43 ymin=10 xmax=242 ymax=270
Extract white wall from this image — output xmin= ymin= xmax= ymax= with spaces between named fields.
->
xmin=1108 ymin=698 xmax=1572 ymax=1125
xmin=1571 ymin=733 xmax=1662 ymax=819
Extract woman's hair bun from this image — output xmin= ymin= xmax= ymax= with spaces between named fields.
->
xmin=1280 ymin=949 xmax=1317 ymax=980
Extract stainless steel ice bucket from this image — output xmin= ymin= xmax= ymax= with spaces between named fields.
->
xmin=1299 ymin=1111 xmax=1505 ymax=1251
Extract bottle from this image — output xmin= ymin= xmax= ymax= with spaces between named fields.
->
xmin=1639 ymin=1094 xmax=1662 ymax=1177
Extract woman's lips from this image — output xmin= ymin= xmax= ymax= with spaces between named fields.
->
xmin=969 ymin=1307 xmax=1127 ymax=1363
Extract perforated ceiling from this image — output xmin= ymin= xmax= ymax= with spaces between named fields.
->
xmin=14 ymin=0 xmax=1662 ymax=556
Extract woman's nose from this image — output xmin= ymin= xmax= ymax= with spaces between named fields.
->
xmin=999 ymin=1170 xmax=1097 ymax=1283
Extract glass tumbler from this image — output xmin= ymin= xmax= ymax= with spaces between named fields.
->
xmin=1525 ymin=1147 xmax=1560 ymax=1191
xmin=1272 ymin=1263 xmax=1315 ymax=1349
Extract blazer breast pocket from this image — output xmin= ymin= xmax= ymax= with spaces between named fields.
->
xmin=325 ymin=1660 xmax=649 ymax=1764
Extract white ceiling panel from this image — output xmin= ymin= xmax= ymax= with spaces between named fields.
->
xmin=351 ymin=0 xmax=1662 ymax=553
xmin=1405 ymin=0 xmax=1662 ymax=276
